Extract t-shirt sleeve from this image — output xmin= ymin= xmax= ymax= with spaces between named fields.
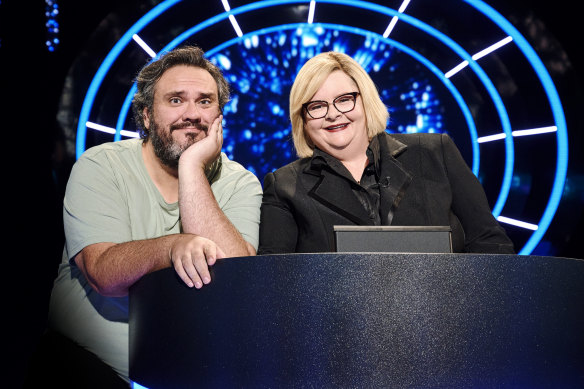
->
xmin=215 ymin=166 xmax=263 ymax=251
xmin=63 ymin=151 xmax=132 ymax=260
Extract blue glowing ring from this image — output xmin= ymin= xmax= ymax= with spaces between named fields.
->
xmin=116 ymin=22 xmax=480 ymax=174
xmin=76 ymin=0 xmax=181 ymax=157
xmin=77 ymin=0 xmax=568 ymax=255
xmin=211 ymin=24 xmax=481 ymax=175
xmin=464 ymin=1 xmax=568 ymax=255
xmin=112 ymin=0 xmax=512 ymax=214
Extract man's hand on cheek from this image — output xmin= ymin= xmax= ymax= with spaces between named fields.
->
xmin=180 ymin=115 xmax=223 ymax=170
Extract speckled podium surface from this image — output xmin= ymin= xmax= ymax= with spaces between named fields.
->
xmin=129 ymin=253 xmax=584 ymax=388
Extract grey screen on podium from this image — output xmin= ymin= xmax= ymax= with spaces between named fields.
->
xmin=129 ymin=253 xmax=584 ymax=388
xmin=333 ymin=225 xmax=452 ymax=252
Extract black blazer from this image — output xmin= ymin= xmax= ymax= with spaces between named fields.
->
xmin=258 ymin=132 xmax=514 ymax=254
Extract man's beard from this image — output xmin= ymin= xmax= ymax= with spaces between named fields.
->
xmin=149 ymin=119 xmax=208 ymax=169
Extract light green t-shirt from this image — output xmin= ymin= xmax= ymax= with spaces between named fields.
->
xmin=48 ymin=138 xmax=262 ymax=382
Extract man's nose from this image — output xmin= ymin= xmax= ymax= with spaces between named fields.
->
xmin=182 ymin=101 xmax=202 ymax=122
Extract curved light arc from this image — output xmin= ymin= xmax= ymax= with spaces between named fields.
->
xmin=75 ymin=0 xmax=182 ymax=158
xmin=114 ymin=0 xmax=508 ymax=179
xmin=314 ymin=0 xmax=514 ymax=216
xmin=77 ymin=0 xmax=566 ymax=255
xmin=124 ymin=22 xmax=481 ymax=175
xmin=172 ymin=0 xmax=514 ymax=216
xmin=89 ymin=0 xmax=511 ymax=236
xmin=465 ymin=0 xmax=568 ymax=254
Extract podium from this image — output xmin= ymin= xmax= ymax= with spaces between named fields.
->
xmin=129 ymin=253 xmax=584 ymax=388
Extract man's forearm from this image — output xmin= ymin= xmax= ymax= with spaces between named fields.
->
xmin=77 ymin=235 xmax=179 ymax=297
xmin=179 ymin=167 xmax=251 ymax=257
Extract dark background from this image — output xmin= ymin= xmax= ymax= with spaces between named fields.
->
xmin=1 ymin=0 xmax=582 ymax=387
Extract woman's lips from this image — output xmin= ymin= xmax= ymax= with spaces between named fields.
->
xmin=324 ymin=123 xmax=349 ymax=132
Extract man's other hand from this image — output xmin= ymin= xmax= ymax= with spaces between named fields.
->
xmin=169 ymin=233 xmax=226 ymax=288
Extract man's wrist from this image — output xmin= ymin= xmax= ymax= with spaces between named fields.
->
xmin=178 ymin=153 xmax=206 ymax=172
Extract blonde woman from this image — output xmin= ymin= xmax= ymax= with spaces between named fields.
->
xmin=258 ymin=51 xmax=514 ymax=254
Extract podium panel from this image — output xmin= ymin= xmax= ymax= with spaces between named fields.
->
xmin=129 ymin=254 xmax=584 ymax=388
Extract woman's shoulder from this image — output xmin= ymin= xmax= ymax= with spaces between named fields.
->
xmin=261 ymin=157 xmax=315 ymax=192
xmin=386 ymin=131 xmax=448 ymax=144
xmin=384 ymin=132 xmax=456 ymax=154
xmin=268 ymin=157 xmax=312 ymax=177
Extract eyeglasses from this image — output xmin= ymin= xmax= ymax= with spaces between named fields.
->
xmin=302 ymin=92 xmax=360 ymax=119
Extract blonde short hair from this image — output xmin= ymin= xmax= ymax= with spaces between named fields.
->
xmin=289 ymin=52 xmax=389 ymax=158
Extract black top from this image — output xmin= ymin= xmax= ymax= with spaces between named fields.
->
xmin=258 ymin=132 xmax=514 ymax=254
xmin=311 ymin=136 xmax=381 ymax=225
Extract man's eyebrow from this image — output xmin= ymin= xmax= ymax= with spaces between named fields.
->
xmin=162 ymin=90 xmax=187 ymax=98
xmin=162 ymin=91 xmax=216 ymax=100
xmin=198 ymin=92 xmax=216 ymax=100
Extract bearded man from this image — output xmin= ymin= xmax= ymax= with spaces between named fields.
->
xmin=41 ymin=46 xmax=262 ymax=387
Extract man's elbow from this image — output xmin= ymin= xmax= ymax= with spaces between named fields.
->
xmin=82 ymin=267 xmax=129 ymax=297
xmin=75 ymin=248 xmax=129 ymax=297
xmin=246 ymin=242 xmax=257 ymax=256
xmin=92 ymin=280 xmax=129 ymax=297
xmin=226 ymin=241 xmax=256 ymax=257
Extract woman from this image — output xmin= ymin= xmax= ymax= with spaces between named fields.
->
xmin=258 ymin=51 xmax=514 ymax=254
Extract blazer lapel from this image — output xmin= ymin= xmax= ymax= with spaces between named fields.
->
xmin=377 ymin=134 xmax=413 ymax=225
xmin=302 ymin=164 xmax=373 ymax=225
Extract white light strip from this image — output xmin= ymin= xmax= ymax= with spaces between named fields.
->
xmin=221 ymin=0 xmax=243 ymax=37
xmin=512 ymin=126 xmax=557 ymax=137
xmin=477 ymin=126 xmax=558 ymax=143
xmin=382 ymin=0 xmax=412 ymax=38
xmin=308 ymin=0 xmax=316 ymax=24
xmin=86 ymin=121 xmax=116 ymax=134
xmin=382 ymin=16 xmax=399 ymax=38
xmin=132 ymin=34 xmax=156 ymax=58
xmin=397 ymin=0 xmax=411 ymax=13
xmin=119 ymin=130 xmax=140 ymax=138
xmin=445 ymin=36 xmax=512 ymax=78
xmin=471 ymin=36 xmax=513 ymax=61
xmin=228 ymin=14 xmax=243 ymax=37
xmin=477 ymin=133 xmax=506 ymax=143
xmin=444 ymin=60 xmax=469 ymax=78
xmin=86 ymin=121 xmax=139 ymax=138
xmin=497 ymin=216 xmax=538 ymax=231
xmin=229 ymin=15 xmax=243 ymax=38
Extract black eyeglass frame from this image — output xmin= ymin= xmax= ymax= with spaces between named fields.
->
xmin=302 ymin=92 xmax=360 ymax=119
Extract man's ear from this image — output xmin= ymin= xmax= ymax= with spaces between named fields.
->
xmin=143 ymin=107 xmax=150 ymax=129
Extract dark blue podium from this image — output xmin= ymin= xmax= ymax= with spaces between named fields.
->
xmin=129 ymin=253 xmax=584 ymax=388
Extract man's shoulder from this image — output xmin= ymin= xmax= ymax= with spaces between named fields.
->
xmin=78 ymin=138 xmax=143 ymax=161
xmin=69 ymin=139 xmax=144 ymax=183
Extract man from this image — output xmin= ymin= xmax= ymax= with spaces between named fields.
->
xmin=45 ymin=46 xmax=262 ymax=386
